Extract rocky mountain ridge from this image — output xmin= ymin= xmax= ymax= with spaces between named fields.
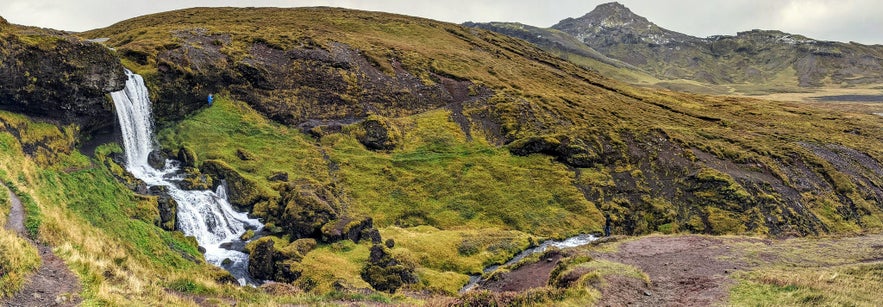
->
xmin=471 ymin=2 xmax=883 ymax=90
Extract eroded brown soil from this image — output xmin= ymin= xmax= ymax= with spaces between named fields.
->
xmin=593 ymin=235 xmax=745 ymax=307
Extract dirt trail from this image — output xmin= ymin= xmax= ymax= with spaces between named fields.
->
xmin=593 ymin=236 xmax=742 ymax=307
xmin=2 ymin=186 xmax=82 ymax=307
xmin=4 ymin=186 xmax=25 ymax=235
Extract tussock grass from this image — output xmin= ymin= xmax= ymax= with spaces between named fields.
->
xmin=0 ymin=228 xmax=40 ymax=298
xmin=731 ymin=264 xmax=883 ymax=306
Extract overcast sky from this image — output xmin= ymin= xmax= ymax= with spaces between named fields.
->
xmin=2 ymin=0 xmax=881 ymax=44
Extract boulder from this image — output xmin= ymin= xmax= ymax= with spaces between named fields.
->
xmin=248 ymin=237 xmax=277 ymax=280
xmin=149 ymin=185 xmax=178 ymax=231
xmin=360 ymin=244 xmax=417 ymax=293
xmin=267 ymin=171 xmax=289 ymax=182
xmin=148 ymin=150 xmax=167 ymax=169
xmin=277 ymin=183 xmax=339 ymax=240
xmin=201 ymin=159 xmax=265 ymax=210
xmin=177 ymin=146 xmax=198 ymax=168
xmin=354 ymin=116 xmax=401 ymax=151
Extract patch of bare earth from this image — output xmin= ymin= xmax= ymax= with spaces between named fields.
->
xmin=479 ymin=251 xmax=565 ymax=292
xmin=2 ymin=187 xmax=82 ymax=307
xmin=592 ymin=235 xmax=745 ymax=307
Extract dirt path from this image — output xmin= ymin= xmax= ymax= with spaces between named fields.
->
xmin=479 ymin=251 xmax=565 ymax=292
xmin=4 ymin=186 xmax=25 ymax=235
xmin=592 ymin=235 xmax=744 ymax=307
xmin=2 ymin=186 xmax=82 ymax=307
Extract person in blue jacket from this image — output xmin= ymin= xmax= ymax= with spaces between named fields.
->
xmin=207 ymin=94 xmax=214 ymax=106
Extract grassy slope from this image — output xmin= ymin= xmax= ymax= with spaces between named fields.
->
xmin=0 ymin=110 xmax=343 ymax=305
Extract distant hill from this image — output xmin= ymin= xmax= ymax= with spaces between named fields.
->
xmin=469 ymin=2 xmax=883 ymax=95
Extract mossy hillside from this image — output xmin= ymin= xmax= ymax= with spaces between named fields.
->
xmin=326 ymin=109 xmax=603 ymax=235
xmin=102 ymin=7 xmax=883 ymax=237
xmin=157 ymin=96 xmax=602 ymax=292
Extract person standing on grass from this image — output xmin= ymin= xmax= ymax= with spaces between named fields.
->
xmin=208 ymin=94 xmax=214 ymax=106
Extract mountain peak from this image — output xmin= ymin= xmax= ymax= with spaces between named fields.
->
xmin=576 ymin=2 xmax=649 ymax=28
xmin=552 ymin=2 xmax=698 ymax=47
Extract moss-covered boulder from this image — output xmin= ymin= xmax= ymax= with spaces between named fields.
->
xmin=276 ymin=182 xmax=340 ymax=240
xmin=360 ymin=244 xmax=417 ymax=293
xmin=248 ymin=237 xmax=277 ymax=281
xmin=178 ymin=167 xmax=213 ymax=190
xmin=353 ymin=115 xmax=401 ymax=151
xmin=247 ymin=237 xmax=316 ymax=282
xmin=177 ymin=146 xmax=198 ymax=168
xmin=148 ymin=185 xmax=178 ymax=231
xmin=200 ymin=159 xmax=265 ymax=209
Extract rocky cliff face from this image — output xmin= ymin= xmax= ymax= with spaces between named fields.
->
xmin=85 ymin=9 xmax=487 ymax=126
xmin=548 ymin=2 xmax=883 ymax=87
xmin=0 ymin=21 xmax=127 ymax=133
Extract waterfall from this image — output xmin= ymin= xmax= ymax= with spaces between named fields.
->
xmin=111 ymin=70 xmax=262 ymax=285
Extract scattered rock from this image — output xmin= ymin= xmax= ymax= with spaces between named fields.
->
xmin=240 ymin=229 xmax=255 ymax=241
xmin=360 ymin=244 xmax=417 ymax=293
xmin=267 ymin=171 xmax=288 ymax=182
xmin=177 ymin=146 xmax=198 ymax=168
xmin=354 ymin=116 xmax=401 ymax=151
xmin=235 ymin=148 xmax=254 ymax=160
xmin=147 ymin=150 xmax=167 ymax=169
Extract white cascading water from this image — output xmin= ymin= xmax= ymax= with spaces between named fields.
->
xmin=111 ymin=70 xmax=262 ymax=285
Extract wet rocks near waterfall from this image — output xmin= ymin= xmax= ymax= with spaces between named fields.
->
xmin=176 ymin=146 xmax=198 ymax=168
xmin=148 ymin=186 xmax=178 ymax=231
xmin=246 ymin=237 xmax=317 ymax=283
xmin=200 ymin=159 xmax=264 ymax=210
xmin=147 ymin=150 xmax=167 ymax=169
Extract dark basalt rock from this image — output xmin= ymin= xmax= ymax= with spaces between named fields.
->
xmin=177 ymin=146 xmax=198 ymax=168
xmin=148 ymin=185 xmax=178 ymax=231
xmin=267 ymin=171 xmax=289 ymax=182
xmin=201 ymin=159 xmax=265 ymax=210
xmin=360 ymin=244 xmax=417 ymax=293
xmin=148 ymin=150 xmax=167 ymax=169
xmin=0 ymin=26 xmax=127 ymax=134
xmin=248 ymin=238 xmax=276 ymax=280
xmin=355 ymin=116 xmax=400 ymax=151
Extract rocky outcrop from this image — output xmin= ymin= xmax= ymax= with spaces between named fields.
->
xmin=247 ymin=237 xmax=316 ymax=282
xmin=353 ymin=115 xmax=401 ymax=151
xmin=200 ymin=159 xmax=265 ymax=210
xmin=0 ymin=22 xmax=127 ymax=133
xmin=148 ymin=186 xmax=178 ymax=231
xmin=360 ymin=244 xmax=417 ymax=293
xmin=84 ymin=10 xmax=489 ymax=126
